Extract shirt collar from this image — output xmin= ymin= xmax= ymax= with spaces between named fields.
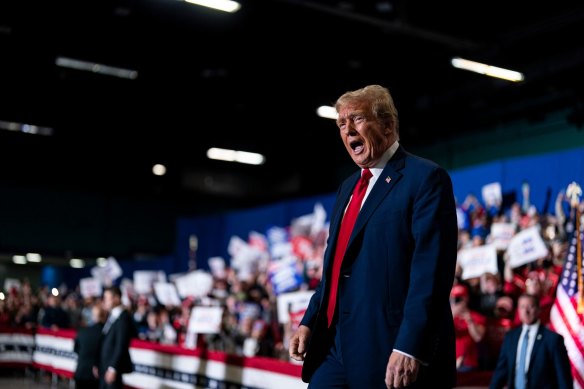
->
xmin=366 ymin=140 xmax=399 ymax=180
xmin=522 ymin=321 xmax=540 ymax=335
xmin=110 ymin=305 xmax=124 ymax=320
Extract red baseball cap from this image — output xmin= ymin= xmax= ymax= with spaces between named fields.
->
xmin=450 ymin=284 xmax=469 ymax=298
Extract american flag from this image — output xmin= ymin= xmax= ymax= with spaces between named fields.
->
xmin=550 ymin=214 xmax=584 ymax=389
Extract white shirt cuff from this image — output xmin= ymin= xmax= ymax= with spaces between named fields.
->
xmin=393 ymin=349 xmax=428 ymax=366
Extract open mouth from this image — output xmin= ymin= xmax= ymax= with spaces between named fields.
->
xmin=350 ymin=140 xmax=364 ymax=153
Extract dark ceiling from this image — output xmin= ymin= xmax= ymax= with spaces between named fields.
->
xmin=1 ymin=0 xmax=584 ymax=212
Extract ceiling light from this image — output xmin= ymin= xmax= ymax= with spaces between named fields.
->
xmin=153 ymin=164 xmax=167 ymax=176
xmin=26 ymin=253 xmax=42 ymax=262
xmin=184 ymin=0 xmax=241 ymax=13
xmin=12 ymin=255 xmax=27 ymax=265
xmin=451 ymin=57 xmax=524 ymax=82
xmin=56 ymin=57 xmax=138 ymax=79
xmin=317 ymin=105 xmax=338 ymax=120
xmin=207 ymin=147 xmax=265 ymax=165
xmin=96 ymin=257 xmax=108 ymax=267
xmin=70 ymin=258 xmax=85 ymax=268
xmin=0 ymin=120 xmax=54 ymax=136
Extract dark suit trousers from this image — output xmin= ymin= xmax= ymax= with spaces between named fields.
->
xmin=308 ymin=319 xmax=349 ymax=388
xmin=308 ymin=318 xmax=453 ymax=389
xmin=76 ymin=378 xmax=99 ymax=389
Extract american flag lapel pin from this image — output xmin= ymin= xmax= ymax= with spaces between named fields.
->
xmin=385 ymin=176 xmax=392 ymax=183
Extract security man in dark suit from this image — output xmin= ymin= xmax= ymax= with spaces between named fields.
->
xmin=490 ymin=293 xmax=572 ymax=389
xmin=97 ymin=286 xmax=135 ymax=389
xmin=74 ymin=303 xmax=106 ymax=389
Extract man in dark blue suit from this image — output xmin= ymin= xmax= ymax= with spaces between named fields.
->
xmin=289 ymin=85 xmax=458 ymax=388
xmin=490 ymin=293 xmax=572 ymax=389
xmin=97 ymin=286 xmax=135 ymax=389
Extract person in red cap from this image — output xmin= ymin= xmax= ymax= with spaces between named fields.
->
xmin=450 ymin=283 xmax=486 ymax=372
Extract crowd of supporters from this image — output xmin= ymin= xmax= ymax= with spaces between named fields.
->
xmin=0 ymin=183 xmax=581 ymax=371
xmin=451 ymin=187 xmax=578 ymax=371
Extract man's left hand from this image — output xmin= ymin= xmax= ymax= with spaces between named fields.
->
xmin=385 ymin=352 xmax=420 ymax=388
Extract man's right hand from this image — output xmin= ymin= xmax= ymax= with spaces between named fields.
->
xmin=289 ymin=325 xmax=311 ymax=361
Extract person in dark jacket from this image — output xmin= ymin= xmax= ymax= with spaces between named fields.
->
xmin=489 ymin=293 xmax=572 ymax=389
xmin=74 ymin=303 xmax=106 ymax=389
xmin=97 ymin=286 xmax=136 ymax=389
xmin=40 ymin=294 xmax=70 ymax=330
xmin=289 ymin=85 xmax=458 ymax=388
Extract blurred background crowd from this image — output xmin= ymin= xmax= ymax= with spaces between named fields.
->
xmin=1 ymin=181 xmax=582 ymax=376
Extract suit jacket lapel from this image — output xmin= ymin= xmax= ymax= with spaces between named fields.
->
xmin=322 ymin=172 xmax=360 ymax=275
xmin=330 ymin=174 xmax=360 ymax=236
xmin=510 ymin=328 xmax=521 ymax=373
xmin=528 ymin=326 xmax=544 ymax=373
xmin=103 ymin=309 xmax=124 ymax=335
xmin=322 ymin=146 xmax=406 ymax=281
xmin=102 ymin=315 xmax=114 ymax=334
xmin=349 ymin=147 xmax=405 ymax=245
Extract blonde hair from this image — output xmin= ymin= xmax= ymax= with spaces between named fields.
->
xmin=335 ymin=84 xmax=399 ymax=135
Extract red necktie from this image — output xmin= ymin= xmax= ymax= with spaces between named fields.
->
xmin=327 ymin=168 xmax=373 ymax=327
